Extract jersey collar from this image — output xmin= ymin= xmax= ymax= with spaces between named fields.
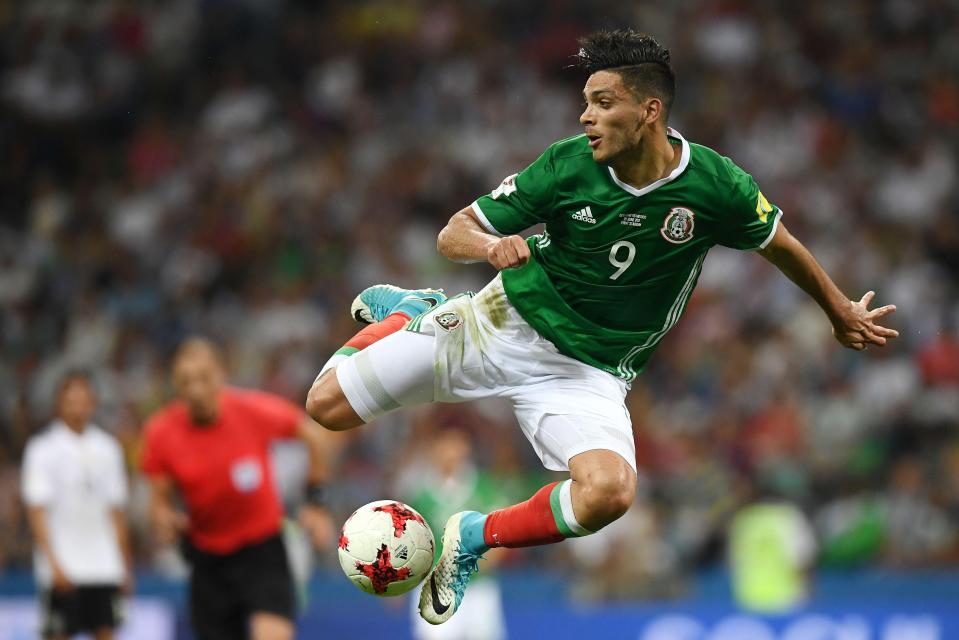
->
xmin=607 ymin=127 xmax=690 ymax=197
xmin=51 ymin=419 xmax=93 ymax=439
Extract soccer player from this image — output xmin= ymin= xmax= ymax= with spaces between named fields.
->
xmin=141 ymin=338 xmax=337 ymax=640
xmin=22 ymin=371 xmax=133 ymax=640
xmin=305 ymin=30 xmax=899 ymax=624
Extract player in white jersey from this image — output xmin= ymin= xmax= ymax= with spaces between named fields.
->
xmin=21 ymin=371 xmax=133 ymax=640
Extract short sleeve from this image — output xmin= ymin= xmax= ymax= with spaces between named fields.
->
xmin=714 ymin=158 xmax=783 ymax=251
xmin=471 ymin=147 xmax=557 ymax=236
xmin=240 ymin=390 xmax=302 ymax=442
xmin=139 ymin=416 xmax=170 ymax=478
xmin=21 ymin=439 xmax=52 ymax=506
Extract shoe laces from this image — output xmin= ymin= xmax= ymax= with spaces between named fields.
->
xmin=369 ymin=301 xmax=390 ymax=319
xmin=449 ymin=544 xmax=482 ymax=594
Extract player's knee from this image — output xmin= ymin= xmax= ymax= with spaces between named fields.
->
xmin=304 ymin=382 xmax=327 ymax=424
xmin=250 ymin=612 xmax=293 ymax=640
xmin=305 ymin=377 xmax=352 ymax=431
xmin=578 ymin=465 xmax=636 ymax=529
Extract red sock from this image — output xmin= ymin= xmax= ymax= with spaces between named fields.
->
xmin=337 ymin=313 xmax=409 ymax=354
xmin=483 ymin=482 xmax=566 ymax=548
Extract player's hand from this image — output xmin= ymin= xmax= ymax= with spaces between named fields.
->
xmin=51 ymin=563 xmax=74 ymax=592
xmin=298 ymin=504 xmax=335 ymax=549
xmin=831 ymin=291 xmax=898 ymax=350
xmin=486 ymin=235 xmax=530 ymax=270
xmin=154 ymin=506 xmax=188 ymax=546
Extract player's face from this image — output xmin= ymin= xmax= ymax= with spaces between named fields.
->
xmin=580 ymin=71 xmax=651 ymax=164
xmin=57 ymin=379 xmax=96 ymax=430
xmin=432 ymin=430 xmax=471 ymax=475
xmin=172 ymin=350 xmax=225 ymax=423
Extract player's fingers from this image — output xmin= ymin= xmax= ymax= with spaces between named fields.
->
xmin=868 ymin=304 xmax=897 ymax=319
xmin=501 ymin=240 xmax=520 ymax=266
xmin=861 ymin=327 xmax=886 ymax=346
xmin=847 ymin=342 xmax=866 ymax=351
xmin=870 ymin=323 xmax=899 ymax=338
xmin=513 ymin=237 xmax=531 ymax=256
xmin=506 ymin=238 xmax=528 ymax=266
xmin=860 ymin=291 xmax=875 ymax=307
xmin=838 ymin=329 xmax=864 ymax=347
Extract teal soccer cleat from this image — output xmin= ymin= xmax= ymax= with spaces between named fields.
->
xmin=350 ymin=284 xmax=446 ymax=324
xmin=418 ymin=511 xmax=485 ymax=625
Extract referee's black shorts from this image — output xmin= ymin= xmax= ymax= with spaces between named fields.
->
xmin=183 ymin=533 xmax=294 ymax=640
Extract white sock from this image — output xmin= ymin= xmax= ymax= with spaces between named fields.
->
xmin=558 ymin=479 xmax=593 ymax=537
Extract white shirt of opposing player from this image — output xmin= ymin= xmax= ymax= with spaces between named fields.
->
xmin=21 ymin=421 xmax=129 ymax=586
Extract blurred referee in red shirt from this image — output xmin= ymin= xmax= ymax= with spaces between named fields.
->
xmin=140 ymin=338 xmax=337 ymax=640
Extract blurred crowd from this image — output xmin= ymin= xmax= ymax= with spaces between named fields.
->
xmin=1 ymin=0 xmax=958 ymax=600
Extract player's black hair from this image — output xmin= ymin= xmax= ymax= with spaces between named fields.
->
xmin=170 ymin=335 xmax=225 ymax=367
xmin=56 ymin=368 xmax=95 ymax=398
xmin=575 ymin=29 xmax=675 ymax=119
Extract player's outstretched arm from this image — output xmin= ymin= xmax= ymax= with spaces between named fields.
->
xmin=437 ymin=206 xmax=530 ymax=270
xmin=758 ymin=223 xmax=898 ymax=351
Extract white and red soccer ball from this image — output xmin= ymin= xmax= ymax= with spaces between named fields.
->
xmin=337 ymin=500 xmax=435 ymax=596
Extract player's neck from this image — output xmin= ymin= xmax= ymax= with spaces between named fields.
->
xmin=190 ymin=409 xmax=220 ymax=426
xmin=609 ymin=130 xmax=678 ymax=191
xmin=61 ymin=418 xmax=86 ymax=434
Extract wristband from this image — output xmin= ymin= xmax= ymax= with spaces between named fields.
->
xmin=305 ymin=482 xmax=327 ymax=507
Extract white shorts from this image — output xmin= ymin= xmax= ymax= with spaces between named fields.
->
xmin=336 ymin=275 xmax=635 ymax=472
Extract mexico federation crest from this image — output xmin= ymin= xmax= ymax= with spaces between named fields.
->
xmin=435 ymin=311 xmax=462 ymax=332
xmin=660 ymin=207 xmax=696 ymax=244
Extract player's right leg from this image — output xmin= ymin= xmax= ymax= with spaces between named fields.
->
xmin=250 ymin=612 xmax=294 ymax=640
xmin=306 ymin=285 xmax=446 ymax=430
xmin=40 ymin=587 xmax=77 ymax=640
xmin=420 ymin=448 xmax=636 ymax=625
xmin=418 ymin=275 xmax=638 ymax=624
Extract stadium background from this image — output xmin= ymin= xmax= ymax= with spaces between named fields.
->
xmin=1 ymin=0 xmax=957 ymax=638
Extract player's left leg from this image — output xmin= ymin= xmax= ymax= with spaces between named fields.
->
xmin=80 ymin=585 xmax=123 ymax=640
xmin=319 ymin=285 xmax=447 ymax=374
xmin=306 ymin=285 xmax=447 ymax=429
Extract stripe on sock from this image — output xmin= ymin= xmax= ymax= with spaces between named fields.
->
xmin=354 ymin=350 xmax=401 ymax=412
xmin=548 ymin=482 xmax=574 ymax=537
xmin=550 ymin=480 xmax=591 ymax=537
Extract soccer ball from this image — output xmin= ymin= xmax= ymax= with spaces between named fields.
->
xmin=337 ymin=500 xmax=435 ymax=597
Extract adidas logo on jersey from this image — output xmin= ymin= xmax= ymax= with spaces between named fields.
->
xmin=571 ymin=206 xmax=596 ymax=224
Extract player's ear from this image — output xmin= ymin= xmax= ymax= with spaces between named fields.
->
xmin=644 ymin=98 xmax=663 ymax=126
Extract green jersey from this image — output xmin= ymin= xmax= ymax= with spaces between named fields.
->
xmin=471 ymin=128 xmax=781 ymax=381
